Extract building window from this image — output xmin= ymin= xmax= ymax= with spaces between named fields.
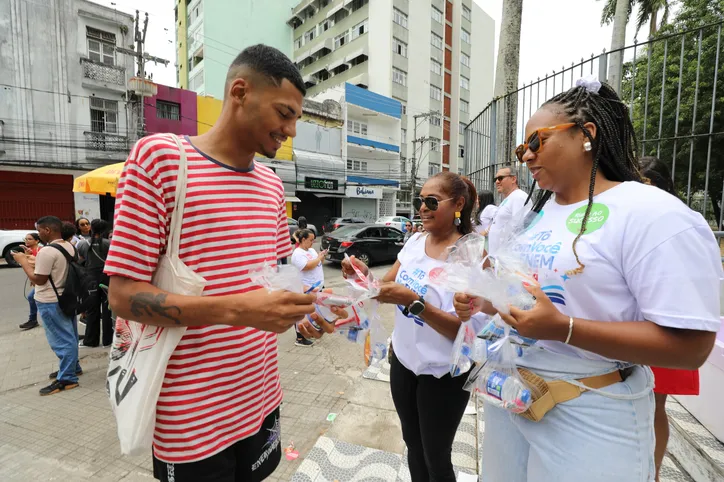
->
xmin=431 ymin=6 xmax=443 ymax=23
xmin=458 ymin=167 xmax=464 ymax=175
xmin=304 ymin=27 xmax=316 ymax=43
xmin=401 ymin=103 xmax=407 ymax=115
xmin=459 ymin=145 xmax=465 ymax=157
xmin=430 ymin=115 xmax=441 ymax=127
xmin=352 ymin=20 xmax=368 ymax=39
xmin=461 ymin=28 xmax=471 ymax=44
xmin=86 ymin=27 xmax=116 ymax=65
xmin=156 ymin=100 xmax=181 ymax=121
xmin=294 ymin=37 xmax=303 ymax=49
xmin=461 ymin=52 xmax=470 ymax=67
xmin=459 ymin=121 xmax=466 ymax=134
xmin=431 ymin=33 xmax=443 ymax=50
xmin=461 ymin=99 xmax=469 ymax=113
xmin=347 ymin=120 xmax=368 ymax=136
xmin=347 ymin=159 xmax=368 ymax=172
xmin=431 ymin=59 xmax=442 ymax=75
xmin=401 ymin=128 xmax=407 ymax=144
xmin=429 ymin=163 xmax=440 ymax=176
xmin=393 ymin=67 xmax=407 ymax=86
xmin=334 ymin=31 xmax=350 ymax=49
xmin=393 ymin=8 xmax=408 ymax=28
xmin=320 ymin=19 xmax=334 ymax=32
xmin=393 ymin=38 xmax=408 ymax=58
xmin=430 ymin=85 xmax=442 ymax=101
xmin=90 ymin=98 xmax=118 ymax=133
xmin=460 ymin=76 xmax=470 ymax=90
xmin=430 ymin=138 xmax=440 ymax=151
xmin=462 ymin=5 xmax=472 ymax=20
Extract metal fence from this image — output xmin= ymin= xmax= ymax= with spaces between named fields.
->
xmin=464 ymin=20 xmax=724 ymax=230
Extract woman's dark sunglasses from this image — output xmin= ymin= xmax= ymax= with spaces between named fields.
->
xmin=515 ymin=123 xmax=576 ymax=162
xmin=413 ymin=196 xmax=453 ymax=212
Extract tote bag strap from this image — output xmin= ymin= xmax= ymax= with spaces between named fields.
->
xmin=166 ymin=134 xmax=189 ymax=258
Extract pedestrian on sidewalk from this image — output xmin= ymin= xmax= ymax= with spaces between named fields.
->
xmin=78 ymin=219 xmax=113 ymax=348
xmin=343 ymin=172 xmax=488 ymax=482
xmin=639 ymin=156 xmax=702 ymax=482
xmin=75 ymin=217 xmax=92 ymax=244
xmin=105 ymin=44 xmax=337 ymax=482
xmin=12 ymin=216 xmax=82 ymax=396
xmin=19 ymin=232 xmax=42 ymax=331
xmin=291 ymin=229 xmax=328 ymax=347
xmin=453 ymin=80 xmax=721 ymax=482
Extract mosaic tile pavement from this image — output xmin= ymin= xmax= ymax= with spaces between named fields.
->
xmin=666 ymin=396 xmax=724 ymax=482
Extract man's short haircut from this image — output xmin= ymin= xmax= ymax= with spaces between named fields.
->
xmin=36 ymin=215 xmax=62 ymax=233
xmin=501 ymin=165 xmax=519 ymax=184
xmin=225 ymin=44 xmax=306 ymax=98
xmin=61 ymin=222 xmax=77 ymax=241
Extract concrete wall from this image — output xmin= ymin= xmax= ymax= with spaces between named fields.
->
xmin=145 ymin=84 xmax=198 ymax=136
xmin=199 ymin=0 xmax=297 ymax=99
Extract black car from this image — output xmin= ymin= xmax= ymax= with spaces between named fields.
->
xmin=323 ymin=217 xmax=366 ymax=234
xmin=321 ymin=224 xmax=404 ymax=265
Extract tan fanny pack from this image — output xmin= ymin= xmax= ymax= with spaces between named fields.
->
xmin=516 ymin=368 xmax=628 ymax=422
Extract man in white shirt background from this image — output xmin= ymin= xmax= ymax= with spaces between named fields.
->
xmin=487 ymin=166 xmax=530 ymax=255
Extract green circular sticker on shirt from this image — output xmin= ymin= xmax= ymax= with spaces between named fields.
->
xmin=566 ymin=203 xmax=610 ymax=234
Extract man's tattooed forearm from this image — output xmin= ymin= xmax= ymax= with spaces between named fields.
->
xmin=129 ymin=292 xmax=183 ymax=325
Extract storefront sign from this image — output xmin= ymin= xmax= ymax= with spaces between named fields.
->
xmin=345 ymin=186 xmax=382 ymax=199
xmin=304 ymin=177 xmax=338 ymax=191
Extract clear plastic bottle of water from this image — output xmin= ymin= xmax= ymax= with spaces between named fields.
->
xmin=478 ymin=367 xmax=531 ymax=413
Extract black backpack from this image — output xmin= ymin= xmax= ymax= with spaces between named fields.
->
xmin=48 ymin=243 xmax=97 ymax=317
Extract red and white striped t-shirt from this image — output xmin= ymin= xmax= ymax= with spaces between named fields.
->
xmin=104 ymin=133 xmax=293 ymax=463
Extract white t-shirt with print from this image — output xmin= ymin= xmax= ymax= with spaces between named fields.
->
xmin=392 ymin=233 xmax=489 ymax=377
xmin=510 ymin=181 xmax=722 ymax=362
xmin=476 ymin=204 xmax=498 ymax=234
xmin=488 ymin=188 xmax=530 ymax=255
xmin=291 ymin=247 xmax=324 ymax=288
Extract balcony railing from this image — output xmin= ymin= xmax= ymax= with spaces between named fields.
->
xmin=84 ymin=131 xmax=129 ymax=153
xmin=81 ymin=58 xmax=125 ymax=86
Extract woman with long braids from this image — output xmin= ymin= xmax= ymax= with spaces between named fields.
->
xmin=344 ymin=172 xmax=489 ymax=482
xmin=454 ymin=78 xmax=722 ymax=481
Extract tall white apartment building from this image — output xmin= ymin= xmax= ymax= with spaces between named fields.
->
xmin=288 ymin=0 xmax=494 ymax=213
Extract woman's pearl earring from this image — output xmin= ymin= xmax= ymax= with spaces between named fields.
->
xmin=583 ymin=141 xmax=592 ymax=152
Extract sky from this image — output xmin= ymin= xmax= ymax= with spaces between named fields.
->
xmin=97 ymin=0 xmax=650 ymax=94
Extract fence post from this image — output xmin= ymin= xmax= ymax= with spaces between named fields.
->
xmin=598 ymin=48 xmax=608 ymax=84
xmin=489 ymin=100 xmax=498 ymax=193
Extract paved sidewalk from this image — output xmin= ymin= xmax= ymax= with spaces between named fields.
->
xmin=0 ymin=263 xmax=399 ymax=482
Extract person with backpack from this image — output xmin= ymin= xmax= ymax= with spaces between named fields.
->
xmin=12 ymin=216 xmax=82 ymax=396
xmin=77 ymin=219 xmax=113 ymax=348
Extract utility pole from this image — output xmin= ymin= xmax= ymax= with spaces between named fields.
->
xmin=115 ymin=11 xmax=169 ymax=139
xmin=408 ymin=111 xmax=440 ymax=218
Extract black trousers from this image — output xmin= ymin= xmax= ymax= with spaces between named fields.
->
xmin=390 ymin=352 xmax=470 ymax=482
xmin=153 ymin=407 xmax=281 ymax=482
xmin=83 ymin=276 xmax=113 ymax=347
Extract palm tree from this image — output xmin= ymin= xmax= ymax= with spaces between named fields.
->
xmin=600 ymin=0 xmax=671 ymax=93
xmin=601 ymin=0 xmax=671 ymax=38
xmin=493 ymin=0 xmax=524 ymax=167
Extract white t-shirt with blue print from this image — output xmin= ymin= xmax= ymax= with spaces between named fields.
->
xmin=511 ymin=181 xmax=722 ymax=361
xmin=392 ymin=233 xmax=489 ymax=377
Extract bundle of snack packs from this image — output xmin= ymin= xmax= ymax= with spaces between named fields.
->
xmin=250 ymin=256 xmax=388 ymax=367
xmin=429 ymin=209 xmax=541 ymax=413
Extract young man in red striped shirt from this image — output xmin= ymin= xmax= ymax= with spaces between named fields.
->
xmin=105 ymin=44 xmax=334 ymax=482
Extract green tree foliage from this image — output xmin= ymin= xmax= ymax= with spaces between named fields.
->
xmin=620 ymin=0 xmax=724 ymax=226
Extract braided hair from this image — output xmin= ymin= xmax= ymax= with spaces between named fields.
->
xmin=532 ymin=82 xmax=644 ymax=276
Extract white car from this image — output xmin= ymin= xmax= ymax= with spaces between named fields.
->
xmin=1 ymin=230 xmax=31 ymax=267
xmin=376 ymin=216 xmax=412 ymax=233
